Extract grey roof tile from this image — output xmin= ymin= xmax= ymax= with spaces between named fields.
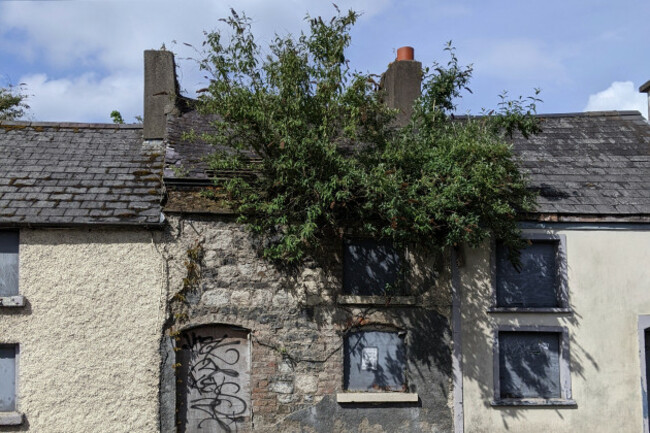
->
xmin=512 ymin=111 xmax=650 ymax=216
xmin=164 ymin=110 xmax=650 ymax=218
xmin=0 ymin=121 xmax=163 ymax=226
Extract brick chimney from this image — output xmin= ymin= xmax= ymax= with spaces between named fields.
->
xmin=380 ymin=46 xmax=422 ymax=126
xmin=143 ymin=50 xmax=178 ymax=139
xmin=639 ymin=80 xmax=650 ymax=120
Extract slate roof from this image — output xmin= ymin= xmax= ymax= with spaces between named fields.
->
xmin=0 ymin=121 xmax=164 ymax=227
xmin=165 ymin=110 xmax=217 ymax=179
xmin=165 ymin=110 xmax=258 ymax=179
xmin=517 ymin=111 xmax=650 ymax=220
xmin=163 ymin=109 xmax=650 ymax=221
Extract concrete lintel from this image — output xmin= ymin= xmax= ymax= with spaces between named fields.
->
xmin=487 ymin=307 xmax=573 ymax=314
xmin=0 ymin=296 xmax=25 ymax=308
xmin=336 ymin=295 xmax=419 ymax=306
xmin=0 ymin=412 xmax=23 ymax=426
xmin=491 ymin=398 xmax=577 ymax=407
xmin=336 ymin=392 xmax=419 ymax=404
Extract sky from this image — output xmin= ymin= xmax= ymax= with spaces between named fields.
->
xmin=1 ymin=0 xmax=649 ymax=123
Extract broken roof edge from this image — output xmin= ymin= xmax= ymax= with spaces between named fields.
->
xmin=452 ymin=110 xmax=644 ymax=120
xmin=0 ymin=220 xmax=165 ymax=230
xmin=640 ymin=80 xmax=650 ymax=93
xmin=528 ymin=213 xmax=650 ymax=223
xmin=0 ymin=120 xmax=143 ymax=129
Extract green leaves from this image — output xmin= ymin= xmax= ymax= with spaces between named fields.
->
xmin=196 ymin=9 xmax=539 ymax=264
xmin=0 ymin=84 xmax=29 ymax=121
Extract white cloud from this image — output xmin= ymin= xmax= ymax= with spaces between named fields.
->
xmin=584 ymin=81 xmax=647 ymax=119
xmin=0 ymin=0 xmax=392 ymax=122
xmin=19 ymin=72 xmax=142 ymax=123
xmin=0 ymin=0 xmax=391 ymax=73
xmin=474 ymin=39 xmax=566 ymax=82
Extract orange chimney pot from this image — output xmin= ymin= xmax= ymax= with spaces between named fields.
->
xmin=396 ymin=46 xmax=414 ymax=61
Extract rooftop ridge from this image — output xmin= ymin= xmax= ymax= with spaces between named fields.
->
xmin=538 ymin=110 xmax=643 ymax=118
xmin=452 ymin=110 xmax=644 ymax=120
xmin=0 ymin=120 xmax=143 ymax=129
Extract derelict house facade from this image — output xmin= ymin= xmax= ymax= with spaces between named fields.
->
xmin=151 ymin=49 xmax=650 ymax=433
xmin=150 ymin=50 xmax=456 ymax=433
xmin=0 ymin=122 xmax=165 ymax=432
xmin=1 ymin=46 xmax=650 ymax=433
xmin=457 ymin=111 xmax=650 ymax=433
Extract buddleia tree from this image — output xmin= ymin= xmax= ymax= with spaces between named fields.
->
xmin=192 ymin=8 xmax=540 ymax=265
xmin=0 ymin=83 xmax=29 ymax=121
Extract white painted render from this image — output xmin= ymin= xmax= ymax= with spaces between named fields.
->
xmin=0 ymin=229 xmax=164 ymax=433
xmin=459 ymin=229 xmax=650 ymax=433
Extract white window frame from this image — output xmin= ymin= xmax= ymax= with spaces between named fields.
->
xmin=489 ymin=233 xmax=570 ymax=313
xmin=0 ymin=230 xmax=23 ymax=308
xmin=492 ymin=325 xmax=575 ymax=406
xmin=0 ymin=343 xmax=22 ymax=426
xmin=638 ymin=316 xmax=650 ymax=433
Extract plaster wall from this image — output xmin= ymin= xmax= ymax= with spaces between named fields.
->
xmin=0 ymin=228 xmax=164 ymax=433
xmin=459 ymin=229 xmax=650 ymax=433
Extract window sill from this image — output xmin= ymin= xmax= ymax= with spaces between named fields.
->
xmin=491 ymin=398 xmax=576 ymax=407
xmin=0 ymin=411 xmax=23 ymax=426
xmin=337 ymin=295 xmax=418 ymax=307
xmin=488 ymin=307 xmax=572 ymax=314
xmin=337 ymin=392 xmax=419 ymax=404
xmin=0 ymin=296 xmax=25 ymax=308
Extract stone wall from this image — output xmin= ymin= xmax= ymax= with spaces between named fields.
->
xmin=160 ymin=214 xmax=454 ymax=433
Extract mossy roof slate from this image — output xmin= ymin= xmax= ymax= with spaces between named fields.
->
xmin=0 ymin=121 xmax=164 ymax=227
xmin=164 ymin=110 xmax=650 ymax=220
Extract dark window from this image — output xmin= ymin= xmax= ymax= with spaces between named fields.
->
xmin=0 ymin=232 xmax=19 ymax=297
xmin=498 ymin=332 xmax=560 ymax=399
xmin=496 ymin=239 xmax=560 ymax=308
xmin=344 ymin=331 xmax=406 ymax=391
xmin=0 ymin=345 xmax=16 ymax=412
xmin=343 ymin=239 xmax=400 ymax=295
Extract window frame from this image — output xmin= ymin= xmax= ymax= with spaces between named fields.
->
xmin=489 ymin=233 xmax=571 ymax=313
xmin=0 ymin=230 xmax=23 ymax=309
xmin=492 ymin=325 xmax=575 ymax=406
xmin=637 ymin=315 xmax=650 ymax=433
xmin=0 ymin=343 xmax=22 ymax=426
xmin=337 ymin=328 xmax=419 ymax=404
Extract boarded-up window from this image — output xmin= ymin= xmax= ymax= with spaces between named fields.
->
xmin=499 ymin=332 xmax=560 ymax=399
xmin=0 ymin=345 xmax=16 ymax=412
xmin=343 ymin=239 xmax=400 ymax=295
xmin=344 ymin=331 xmax=406 ymax=391
xmin=0 ymin=231 xmax=19 ymax=297
xmin=176 ymin=326 xmax=250 ymax=433
xmin=496 ymin=240 xmax=559 ymax=308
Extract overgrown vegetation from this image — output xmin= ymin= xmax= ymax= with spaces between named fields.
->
xmin=110 ymin=110 xmax=143 ymax=124
xmin=193 ymin=8 xmax=540 ymax=265
xmin=110 ymin=110 xmax=125 ymax=124
xmin=0 ymin=83 xmax=29 ymax=121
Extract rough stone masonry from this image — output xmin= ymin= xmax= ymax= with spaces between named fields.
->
xmin=158 ymin=213 xmax=454 ymax=433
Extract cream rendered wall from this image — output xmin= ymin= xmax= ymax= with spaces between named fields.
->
xmin=460 ymin=229 xmax=650 ymax=433
xmin=0 ymin=229 xmax=164 ymax=433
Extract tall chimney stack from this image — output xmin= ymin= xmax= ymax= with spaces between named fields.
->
xmin=144 ymin=50 xmax=178 ymax=139
xmin=639 ymin=81 xmax=650 ymax=120
xmin=380 ymin=46 xmax=422 ymax=126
